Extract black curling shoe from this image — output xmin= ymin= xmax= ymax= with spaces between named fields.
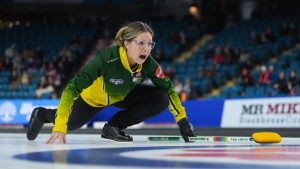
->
xmin=101 ymin=123 xmax=133 ymax=142
xmin=26 ymin=107 xmax=45 ymax=140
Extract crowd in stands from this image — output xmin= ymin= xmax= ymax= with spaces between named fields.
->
xmin=1 ymin=37 xmax=88 ymax=98
xmin=164 ymin=18 xmax=300 ymax=100
xmin=151 ymin=18 xmax=204 ymax=62
xmin=1 ymin=15 xmax=300 ymax=101
xmin=0 ymin=19 xmax=93 ymax=98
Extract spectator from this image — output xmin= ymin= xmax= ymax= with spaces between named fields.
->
xmin=250 ymin=30 xmax=259 ymax=45
xmin=223 ymin=44 xmax=234 ymax=64
xmin=182 ymin=78 xmax=191 ymax=99
xmin=154 ymin=47 xmax=165 ymax=62
xmin=173 ymin=79 xmax=183 ymax=95
xmin=239 ymin=67 xmax=254 ymax=88
xmin=13 ymin=53 xmax=25 ymax=72
xmin=165 ymin=66 xmax=174 ymax=80
xmin=205 ymin=45 xmax=215 ymax=60
xmin=288 ymin=70 xmax=299 ymax=95
xmin=2 ymin=57 xmax=13 ymax=71
xmin=239 ymin=50 xmax=251 ymax=66
xmin=258 ymin=65 xmax=269 ymax=85
xmin=267 ymin=83 xmax=280 ymax=97
xmin=206 ymin=64 xmax=216 ymax=78
xmin=35 ymin=76 xmax=54 ymax=98
xmin=260 ymin=32 xmax=269 ymax=43
xmin=231 ymin=48 xmax=240 ymax=64
xmin=46 ymin=62 xmax=58 ymax=86
xmin=9 ymin=70 xmax=19 ymax=89
xmin=34 ymin=46 xmax=45 ymax=68
xmin=179 ymin=31 xmax=186 ymax=46
xmin=268 ymin=65 xmax=277 ymax=83
xmin=265 ymin=27 xmax=276 ymax=42
xmin=27 ymin=56 xmax=37 ymax=74
xmin=212 ymin=47 xmax=223 ymax=64
xmin=288 ymin=22 xmax=298 ymax=36
xmin=273 ymin=71 xmax=289 ymax=94
xmin=5 ymin=44 xmax=17 ymax=59
xmin=195 ymin=66 xmax=206 ymax=80
xmin=178 ymin=31 xmax=187 ymax=52
xmin=23 ymin=47 xmax=34 ymax=60
xmin=20 ymin=69 xmax=31 ymax=85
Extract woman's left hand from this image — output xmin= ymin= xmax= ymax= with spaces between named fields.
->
xmin=46 ymin=131 xmax=67 ymax=144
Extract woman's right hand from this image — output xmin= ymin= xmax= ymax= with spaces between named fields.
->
xmin=46 ymin=131 xmax=67 ymax=144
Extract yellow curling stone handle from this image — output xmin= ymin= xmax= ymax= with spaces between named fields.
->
xmin=252 ymin=132 xmax=282 ymax=143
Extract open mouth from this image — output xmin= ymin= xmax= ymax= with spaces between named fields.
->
xmin=139 ymin=55 xmax=147 ymax=59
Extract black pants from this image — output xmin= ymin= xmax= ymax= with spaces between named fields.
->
xmin=41 ymin=85 xmax=169 ymax=131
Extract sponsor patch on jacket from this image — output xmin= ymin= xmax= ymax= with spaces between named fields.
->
xmin=109 ymin=78 xmax=124 ymax=85
xmin=155 ymin=65 xmax=165 ymax=78
xmin=107 ymin=58 xmax=119 ymax=63
xmin=132 ymin=71 xmax=142 ymax=84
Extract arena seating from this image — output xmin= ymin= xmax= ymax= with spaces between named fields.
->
xmin=1 ymin=17 xmax=299 ymax=99
xmin=0 ymin=21 xmax=97 ymax=98
xmin=160 ymin=16 xmax=300 ymax=99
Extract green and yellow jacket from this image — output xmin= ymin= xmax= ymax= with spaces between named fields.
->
xmin=53 ymin=46 xmax=187 ymax=134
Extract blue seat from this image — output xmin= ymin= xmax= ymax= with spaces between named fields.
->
xmin=40 ymin=92 xmax=52 ymax=99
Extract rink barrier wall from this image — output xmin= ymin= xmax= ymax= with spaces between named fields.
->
xmin=0 ymin=96 xmax=299 ymax=128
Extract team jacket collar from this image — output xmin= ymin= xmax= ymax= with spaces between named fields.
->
xmin=119 ymin=46 xmax=142 ymax=73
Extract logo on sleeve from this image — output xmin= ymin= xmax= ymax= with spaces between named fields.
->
xmin=155 ymin=65 xmax=165 ymax=78
xmin=109 ymin=79 xmax=124 ymax=85
xmin=107 ymin=58 xmax=119 ymax=63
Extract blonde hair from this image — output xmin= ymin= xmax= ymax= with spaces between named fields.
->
xmin=113 ymin=21 xmax=154 ymax=47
